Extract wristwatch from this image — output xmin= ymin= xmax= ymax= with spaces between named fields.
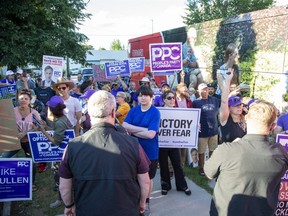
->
xmin=64 ymin=202 xmax=75 ymax=208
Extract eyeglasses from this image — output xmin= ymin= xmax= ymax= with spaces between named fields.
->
xmin=166 ymin=96 xmax=175 ymax=100
xmin=141 ymin=82 xmax=150 ymax=86
xmin=116 ymin=95 xmax=123 ymax=98
xmin=57 ymin=86 xmax=67 ymax=91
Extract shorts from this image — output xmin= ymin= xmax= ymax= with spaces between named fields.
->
xmin=198 ymin=135 xmax=218 ymax=154
xmin=148 ymin=160 xmax=158 ymax=179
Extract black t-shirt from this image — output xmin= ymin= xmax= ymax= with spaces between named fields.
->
xmin=34 ymin=87 xmax=56 ymax=105
xmin=220 ymin=115 xmax=246 ymax=142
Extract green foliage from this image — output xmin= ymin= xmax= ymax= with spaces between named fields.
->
xmin=110 ymin=39 xmax=125 ymax=50
xmin=283 ymin=91 xmax=288 ymax=102
xmin=0 ymin=0 xmax=92 ymax=68
xmin=183 ymin=0 xmax=274 ymax=25
xmin=98 ymin=47 xmax=106 ymax=50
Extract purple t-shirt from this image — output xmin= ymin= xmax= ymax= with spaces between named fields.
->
xmin=277 ymin=113 xmax=288 ymax=131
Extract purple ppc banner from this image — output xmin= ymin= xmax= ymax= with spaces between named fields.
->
xmin=0 ymin=158 xmax=32 ymax=201
xmin=150 ymin=43 xmax=182 ymax=73
xmin=104 ymin=60 xmax=131 ymax=78
xmin=128 ymin=57 xmax=145 ymax=72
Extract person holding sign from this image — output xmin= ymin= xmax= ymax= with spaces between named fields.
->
xmin=58 ymin=91 xmax=150 ymax=216
xmin=14 ymin=88 xmax=42 ymax=192
xmin=123 ymin=85 xmax=161 ymax=216
xmin=204 ymin=100 xmax=288 ymax=216
xmin=158 ymin=90 xmax=191 ymax=196
xmin=36 ymin=95 xmax=73 ymax=208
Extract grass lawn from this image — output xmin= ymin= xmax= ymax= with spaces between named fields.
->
xmin=184 ymin=166 xmax=214 ymax=195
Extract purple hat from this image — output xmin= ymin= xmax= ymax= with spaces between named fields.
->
xmin=228 ymin=96 xmax=242 ymax=107
xmin=46 ymin=96 xmax=64 ymax=108
xmin=80 ymin=89 xmax=96 ymax=99
xmin=247 ymin=98 xmax=258 ymax=107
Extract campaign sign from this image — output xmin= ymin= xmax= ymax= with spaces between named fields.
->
xmin=0 ymin=158 xmax=32 ymax=201
xmin=42 ymin=55 xmax=64 ymax=83
xmin=274 ymin=134 xmax=288 ymax=216
xmin=150 ymin=43 xmax=182 ymax=73
xmin=0 ymin=84 xmax=16 ymax=100
xmin=128 ymin=57 xmax=145 ymax=72
xmin=157 ymin=107 xmax=201 ymax=148
xmin=28 ymin=129 xmax=75 ymax=162
xmin=104 ymin=60 xmax=131 ymax=78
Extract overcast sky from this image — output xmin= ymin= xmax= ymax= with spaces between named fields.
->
xmin=79 ymin=0 xmax=287 ymax=50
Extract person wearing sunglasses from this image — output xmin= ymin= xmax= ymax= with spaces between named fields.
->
xmin=52 ymin=78 xmax=82 ymax=137
xmin=219 ymin=68 xmax=246 ymax=145
xmin=158 ymin=90 xmax=191 ymax=196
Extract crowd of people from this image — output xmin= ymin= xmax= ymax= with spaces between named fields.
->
xmin=1 ymin=39 xmax=288 ymax=215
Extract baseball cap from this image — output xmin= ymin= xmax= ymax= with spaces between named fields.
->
xmin=16 ymin=69 xmax=23 ymax=74
xmin=80 ymin=89 xmax=96 ymax=99
xmin=198 ymin=83 xmax=208 ymax=91
xmin=46 ymin=96 xmax=64 ymax=108
xmin=228 ymin=96 xmax=242 ymax=107
xmin=161 ymin=82 xmax=170 ymax=88
xmin=6 ymin=70 xmax=14 ymax=76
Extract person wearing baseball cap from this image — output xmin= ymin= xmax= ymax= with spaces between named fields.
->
xmin=154 ymin=80 xmax=171 ymax=107
xmin=37 ymin=95 xmax=73 ymax=208
xmin=193 ymin=82 xmax=221 ymax=176
xmin=219 ymin=68 xmax=246 ymax=145
xmin=1 ymin=70 xmax=15 ymax=85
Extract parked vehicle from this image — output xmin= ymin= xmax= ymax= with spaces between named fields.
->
xmin=81 ymin=68 xmax=93 ymax=80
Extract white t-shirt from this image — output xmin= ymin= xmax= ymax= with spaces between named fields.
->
xmin=63 ymin=96 xmax=82 ymax=127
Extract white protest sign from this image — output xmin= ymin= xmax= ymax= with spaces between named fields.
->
xmin=157 ymin=107 xmax=201 ymax=148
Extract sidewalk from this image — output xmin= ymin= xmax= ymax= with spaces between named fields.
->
xmin=149 ymin=169 xmax=214 ymax=216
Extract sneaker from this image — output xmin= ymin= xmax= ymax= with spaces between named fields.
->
xmin=143 ymin=202 xmax=151 ymax=216
xmin=50 ymin=200 xmax=62 ymax=208
xmin=177 ymin=187 xmax=192 ymax=196
xmin=199 ymin=168 xmax=205 ymax=176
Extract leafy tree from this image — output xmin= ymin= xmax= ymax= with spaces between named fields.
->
xmin=98 ymin=47 xmax=106 ymax=50
xmin=183 ymin=0 xmax=274 ymax=24
xmin=110 ymin=39 xmax=125 ymax=50
xmin=0 ymin=0 xmax=91 ymax=68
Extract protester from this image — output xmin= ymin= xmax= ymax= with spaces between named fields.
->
xmin=115 ymin=91 xmax=130 ymax=125
xmin=175 ymin=83 xmax=193 ymax=168
xmin=14 ymin=88 xmax=42 ymax=192
xmin=15 ymin=70 xmax=36 ymax=90
xmin=181 ymin=27 xmax=204 ymax=89
xmin=74 ymin=72 xmax=83 ymax=86
xmin=158 ymin=90 xmax=191 ymax=196
xmin=1 ymin=70 xmax=15 ymax=85
xmin=123 ymin=85 xmax=161 ymax=216
xmin=80 ymin=89 xmax=96 ymax=133
xmin=138 ymin=77 xmax=150 ymax=87
xmin=216 ymin=43 xmax=240 ymax=95
xmin=204 ymin=99 xmax=288 ymax=216
xmin=110 ymin=75 xmax=128 ymax=97
xmin=35 ymin=96 xmax=73 ymax=208
xmin=52 ymin=78 xmax=82 ymax=136
xmin=218 ymin=69 xmax=246 ymax=143
xmin=42 ymin=65 xmax=55 ymax=87
xmin=128 ymin=81 xmax=138 ymax=107
xmin=193 ymin=83 xmax=220 ymax=176
xmin=154 ymin=81 xmax=171 ymax=107
xmin=58 ymin=90 xmax=150 ymax=216
xmin=102 ymin=84 xmax=111 ymax=92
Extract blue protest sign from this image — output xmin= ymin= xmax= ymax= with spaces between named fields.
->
xmin=150 ymin=43 xmax=182 ymax=73
xmin=0 ymin=84 xmax=16 ymax=99
xmin=128 ymin=57 xmax=145 ymax=72
xmin=28 ymin=129 xmax=75 ymax=162
xmin=104 ymin=60 xmax=131 ymax=78
xmin=0 ymin=158 xmax=32 ymax=201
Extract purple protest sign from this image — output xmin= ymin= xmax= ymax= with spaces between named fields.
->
xmin=150 ymin=43 xmax=182 ymax=73
xmin=104 ymin=60 xmax=131 ymax=78
xmin=128 ymin=57 xmax=145 ymax=72
xmin=0 ymin=158 xmax=32 ymax=201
